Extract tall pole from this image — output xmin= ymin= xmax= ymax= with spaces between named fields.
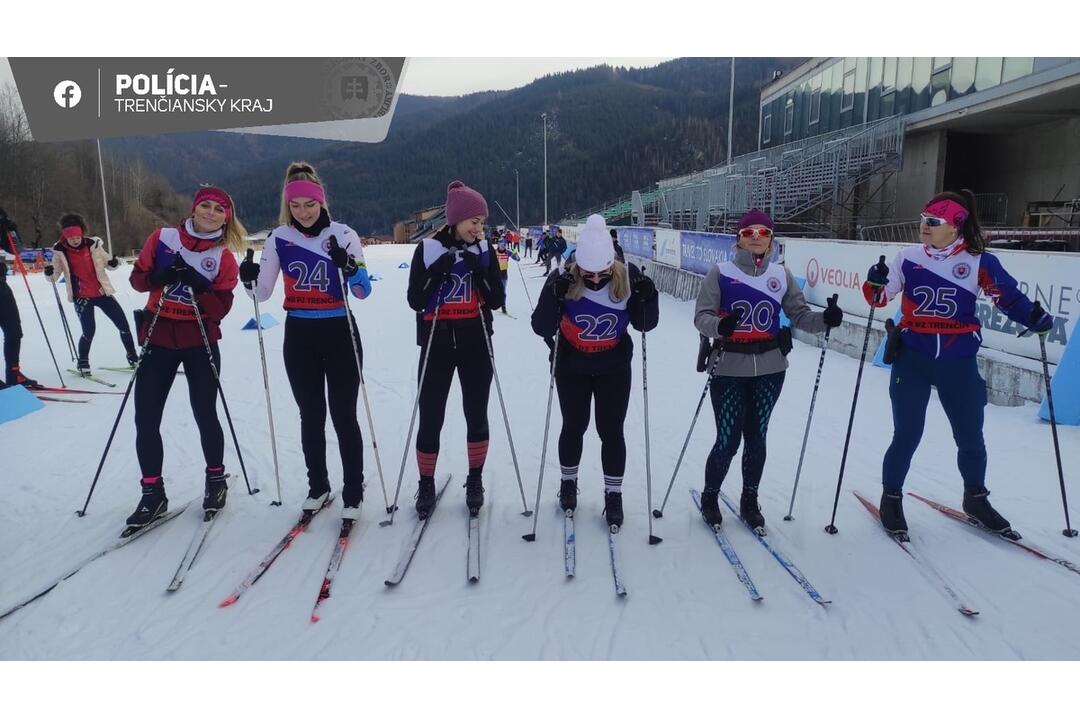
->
xmin=96 ymin=139 xmax=114 ymax=256
xmin=727 ymin=58 xmax=735 ymax=165
xmin=542 ymin=113 xmax=548 ymax=226
xmin=514 ymin=168 xmax=520 ymax=231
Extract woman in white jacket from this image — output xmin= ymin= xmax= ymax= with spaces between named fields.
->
xmin=45 ymin=213 xmax=137 ymax=372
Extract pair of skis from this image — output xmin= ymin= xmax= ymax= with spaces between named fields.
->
xmin=561 ymin=509 xmax=627 ymax=597
xmin=66 ymin=368 xmax=117 ymax=387
xmin=690 ymin=488 xmax=831 ymax=606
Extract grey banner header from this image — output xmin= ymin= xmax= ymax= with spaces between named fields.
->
xmin=8 ymin=57 xmax=405 ymax=142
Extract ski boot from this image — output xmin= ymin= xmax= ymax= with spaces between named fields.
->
xmin=303 ymin=482 xmax=331 ymax=513
xmin=203 ymin=468 xmax=228 ymax=518
xmin=465 ymin=470 xmax=484 ymax=516
xmin=75 ymin=357 xmax=91 ymax=377
xmin=603 ymin=491 xmax=624 ymax=531
xmin=6 ymin=366 xmax=40 ymax=389
xmin=342 ymin=480 xmax=364 ymax=521
xmin=699 ymin=488 xmax=723 ymax=528
xmin=415 ymin=475 xmax=436 ymax=519
xmin=558 ymin=478 xmax=578 ymax=512
xmin=740 ymin=487 xmax=766 ymax=536
xmin=963 ymin=487 xmax=1014 ymax=536
xmin=879 ymin=491 xmax=909 ymax=538
xmin=124 ymin=478 xmax=168 ymax=535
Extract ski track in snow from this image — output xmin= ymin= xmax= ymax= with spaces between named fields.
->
xmin=2 ymin=245 xmax=1080 ymax=659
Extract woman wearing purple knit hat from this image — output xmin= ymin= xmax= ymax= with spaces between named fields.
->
xmin=692 ymin=209 xmax=843 ymax=533
xmin=406 ymin=180 xmax=505 ymax=518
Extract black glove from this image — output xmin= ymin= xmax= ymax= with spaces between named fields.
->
xmin=1028 ymin=301 xmax=1054 ymax=336
xmin=631 ymin=272 xmax=657 ymax=302
xmin=239 ymin=249 xmax=260 ymax=285
xmin=716 ymin=309 xmax=743 ymax=338
xmin=44 ymin=264 xmax=54 ymax=277
xmin=552 ymin=271 xmax=573 ymax=301
xmin=544 ymin=335 xmax=556 ymax=365
xmin=822 ymin=294 xmax=843 ymax=328
xmin=427 ymin=251 xmax=455 ymax=282
xmin=174 ymin=257 xmax=210 ymax=294
xmin=107 ymin=257 xmax=120 ymax=269
xmin=328 ymin=236 xmax=358 ymax=278
xmin=867 ymin=255 xmax=889 ymax=287
xmin=150 ymin=262 xmax=180 ymax=288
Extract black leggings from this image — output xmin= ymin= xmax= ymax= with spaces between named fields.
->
xmin=556 ymin=365 xmax=632 ymax=482
xmin=75 ymin=295 xmax=136 ymax=362
xmin=134 ymin=343 xmax=224 ymax=479
xmin=282 ymin=315 xmax=364 ymax=505
xmin=0 ymin=281 xmax=22 ymax=371
xmin=704 ymin=372 xmax=785 ymax=493
xmin=416 ymin=323 xmax=493 ymax=463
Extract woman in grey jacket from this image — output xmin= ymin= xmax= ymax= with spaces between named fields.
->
xmin=693 ymin=209 xmax=842 ymax=532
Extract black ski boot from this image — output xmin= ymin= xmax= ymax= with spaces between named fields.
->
xmin=465 ymin=470 xmax=484 ymax=516
xmin=879 ymin=491 xmax=908 ymax=536
xmin=963 ymin=487 xmax=1012 ymax=534
xmin=558 ymin=479 xmax=578 ymax=512
xmin=603 ymin=491 xmax=624 ymax=530
xmin=203 ymin=468 xmax=228 ymax=517
xmin=125 ymin=478 xmax=168 ymax=532
xmin=699 ymin=489 xmax=723 ymax=528
xmin=415 ymin=475 xmax=436 ymax=519
xmin=740 ymin=487 xmax=766 ymax=535
xmin=76 ymin=357 xmax=91 ymax=377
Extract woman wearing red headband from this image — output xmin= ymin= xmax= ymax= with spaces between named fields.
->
xmin=240 ymin=162 xmax=372 ymax=519
xmin=864 ymin=190 xmax=1054 ymax=537
xmin=694 ymin=209 xmax=842 ymax=533
xmin=124 ymin=186 xmax=245 ymax=531
xmin=45 ymin=213 xmax=138 ymax=373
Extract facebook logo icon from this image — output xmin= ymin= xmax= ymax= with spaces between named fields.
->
xmin=53 ymin=80 xmax=82 ymax=109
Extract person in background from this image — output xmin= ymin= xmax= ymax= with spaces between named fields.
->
xmin=0 ymin=208 xmax=39 ymax=388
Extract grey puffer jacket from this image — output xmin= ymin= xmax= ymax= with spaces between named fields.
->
xmin=694 ymin=247 xmax=827 ymax=377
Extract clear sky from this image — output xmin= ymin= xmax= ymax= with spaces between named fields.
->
xmin=398 ymin=58 xmax=673 ymax=97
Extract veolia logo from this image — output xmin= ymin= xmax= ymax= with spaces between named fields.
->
xmin=53 ymin=80 xmax=82 ymax=109
xmin=805 ymin=257 xmax=861 ymax=289
xmin=806 ymin=257 xmax=820 ymax=288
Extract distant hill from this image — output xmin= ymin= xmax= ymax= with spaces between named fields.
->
xmin=104 ymin=58 xmax=805 ymax=234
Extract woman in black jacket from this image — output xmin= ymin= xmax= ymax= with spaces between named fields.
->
xmin=531 ymin=214 xmax=659 ymax=528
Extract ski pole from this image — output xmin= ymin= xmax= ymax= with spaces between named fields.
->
xmin=5 ymin=238 xmax=65 ymax=387
xmin=78 ymin=288 xmax=170 ymax=516
xmin=245 ymin=249 xmax=283 ymax=506
xmin=329 ymin=237 xmax=390 ymax=515
xmin=49 ymin=274 xmax=78 ymax=362
xmin=642 ymin=326 xmax=661 ymax=545
xmin=523 ymin=331 xmax=560 ymax=542
xmin=653 ymin=341 xmax=723 ymax=518
xmin=478 ymin=297 xmax=532 ymax=517
xmin=382 ymin=276 xmax=449 ymax=527
xmin=825 ymin=260 xmax=885 ymax=535
xmin=783 ymin=293 xmax=838 ymax=521
xmin=190 ymin=290 xmax=257 ymax=497
xmin=1037 ymin=321 xmax=1077 ymax=538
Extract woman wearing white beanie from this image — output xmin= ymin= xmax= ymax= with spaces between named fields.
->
xmin=530 ymin=214 xmax=659 ymax=529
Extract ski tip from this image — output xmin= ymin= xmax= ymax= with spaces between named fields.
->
xmin=648 ymin=535 xmax=663 ymax=545
xmin=651 ymin=509 xmax=663 ymax=519
xmin=522 ymin=533 xmax=536 ymax=542
xmin=218 ymin=597 xmax=238 ymax=608
xmin=310 ymin=614 xmax=320 ymax=623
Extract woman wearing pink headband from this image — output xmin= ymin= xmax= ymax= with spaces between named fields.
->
xmin=45 ymin=212 xmax=137 ymax=374
xmin=121 ymin=185 xmax=246 ymax=533
xmin=863 ymin=190 xmax=1055 ymax=538
xmin=240 ymin=161 xmax=372 ymax=521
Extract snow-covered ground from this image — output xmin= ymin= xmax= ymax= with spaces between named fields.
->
xmin=2 ymin=244 xmax=1079 ymax=660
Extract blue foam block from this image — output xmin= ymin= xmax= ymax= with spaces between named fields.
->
xmin=0 ymin=385 xmax=45 ymax=425
xmin=1039 ymin=324 xmax=1080 ymax=425
xmin=873 ymin=308 xmax=904 ymax=369
xmin=242 ymin=313 xmax=280 ymax=331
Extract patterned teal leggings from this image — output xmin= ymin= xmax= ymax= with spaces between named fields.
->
xmin=705 ymin=372 xmax=786 ymax=493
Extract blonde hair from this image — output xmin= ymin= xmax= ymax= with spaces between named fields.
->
xmin=564 ymin=258 xmax=629 ymax=302
xmin=279 ymin=161 xmax=329 ymax=226
xmin=221 ymin=213 xmax=248 ymax=253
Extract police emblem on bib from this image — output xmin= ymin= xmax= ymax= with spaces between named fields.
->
xmin=201 ymin=257 xmax=217 ymax=272
xmin=952 ymin=263 xmax=971 ymax=280
xmin=767 ymin=276 xmax=782 ymax=293
xmin=322 ymin=238 xmax=332 ymax=252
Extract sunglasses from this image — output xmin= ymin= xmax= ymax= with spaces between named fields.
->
xmin=738 ymin=227 xmax=773 ymax=239
xmin=920 ymin=214 xmax=950 ymax=228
